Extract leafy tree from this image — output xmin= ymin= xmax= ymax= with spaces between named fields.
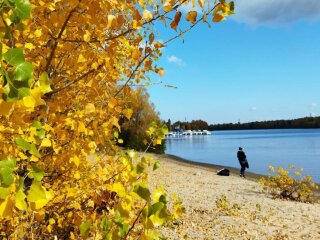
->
xmin=0 ymin=0 xmax=234 ymax=238
xmin=120 ymin=87 xmax=166 ymax=154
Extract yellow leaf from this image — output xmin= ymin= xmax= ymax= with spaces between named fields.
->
xmin=111 ymin=183 xmax=126 ymax=197
xmin=88 ymin=141 xmax=96 ymax=154
xmin=0 ymin=196 xmax=14 ymax=218
xmin=213 ymin=13 xmax=225 ymax=22
xmin=87 ymin=199 xmax=94 ymax=208
xmin=41 ymin=138 xmax=51 ymax=147
xmin=186 ymin=11 xmax=197 ymax=24
xmin=70 ymin=156 xmax=80 ymax=167
xmin=149 ymin=33 xmax=155 ymax=44
xmin=108 ymin=98 xmax=117 ymax=109
xmin=83 ymin=30 xmax=91 ymax=42
xmin=85 ymin=103 xmax=96 ymax=114
xmin=23 ymin=96 xmax=36 ymax=108
xmin=142 ymin=9 xmax=153 ymax=21
xmin=133 ymin=20 xmax=142 ymax=29
xmin=107 ymin=15 xmax=117 ymax=29
xmin=18 ymin=152 xmax=28 ymax=160
xmin=198 ymin=0 xmax=205 ymax=8
xmin=154 ymin=42 xmax=164 ymax=49
xmin=163 ymin=2 xmax=173 ymax=12
xmin=78 ymin=122 xmax=87 ymax=134
xmin=0 ymin=101 xmax=14 ymax=115
xmin=77 ymin=54 xmax=86 ymax=63
xmin=25 ymin=43 xmax=36 ymax=50
xmin=123 ymin=109 xmax=133 ymax=119
xmin=49 ymin=218 xmax=56 ymax=225
xmin=157 ymin=69 xmax=165 ymax=77
xmin=74 ymin=171 xmax=81 ymax=179
xmin=131 ymin=49 xmax=141 ymax=60
xmin=34 ymin=29 xmax=42 ymax=37
xmin=30 ymin=155 xmax=39 ymax=162
xmin=39 ymin=72 xmax=52 ymax=94
xmin=170 ymin=11 xmax=182 ymax=31
xmin=15 ymin=189 xmax=27 ymax=211
xmin=30 ymin=88 xmax=46 ymax=107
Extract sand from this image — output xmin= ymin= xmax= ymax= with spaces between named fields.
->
xmin=148 ymin=154 xmax=320 ymax=240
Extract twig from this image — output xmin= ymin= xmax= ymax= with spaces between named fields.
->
xmin=124 ymin=202 xmax=148 ymax=239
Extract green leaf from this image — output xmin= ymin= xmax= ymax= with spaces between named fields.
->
xmin=36 ymin=129 xmax=46 ymax=139
xmin=100 ymin=218 xmax=110 ymax=232
xmin=29 ymin=164 xmax=44 ymax=181
xmin=79 ymin=220 xmax=92 ymax=237
xmin=27 ymin=181 xmax=46 ymax=202
xmin=3 ymin=48 xmax=25 ymax=67
xmin=0 ymin=187 xmax=11 ymax=199
xmin=0 ymin=167 xmax=14 ymax=186
xmin=114 ymin=212 xmax=129 ymax=238
xmin=153 ymin=161 xmax=160 ymax=171
xmin=14 ymin=0 xmax=32 ymax=20
xmin=14 ymin=62 xmax=33 ymax=82
xmin=9 ymin=10 xmax=20 ymax=24
xmin=29 ymin=144 xmax=41 ymax=157
xmin=17 ymin=87 xmax=31 ymax=98
xmin=0 ymin=158 xmax=17 ymax=169
xmin=149 ymin=205 xmax=171 ymax=227
xmin=15 ymin=137 xmax=31 ymax=152
xmin=31 ymin=120 xmax=42 ymax=129
xmin=118 ymin=222 xmax=129 ymax=238
xmin=0 ymin=158 xmax=16 ymax=187
xmin=135 ymin=163 xmax=145 ymax=174
xmin=148 ymin=202 xmax=164 ymax=216
xmin=133 ymin=183 xmax=151 ymax=202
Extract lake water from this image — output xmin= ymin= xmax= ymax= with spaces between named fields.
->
xmin=165 ymin=129 xmax=320 ymax=183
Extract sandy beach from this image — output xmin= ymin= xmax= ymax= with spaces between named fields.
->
xmin=149 ymin=154 xmax=320 ymax=240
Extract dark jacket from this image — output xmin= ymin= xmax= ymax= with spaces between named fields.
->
xmin=237 ymin=150 xmax=249 ymax=168
xmin=237 ymin=150 xmax=246 ymax=161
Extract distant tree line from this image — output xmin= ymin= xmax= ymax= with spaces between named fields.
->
xmin=166 ymin=119 xmax=209 ymax=131
xmin=166 ymin=116 xmax=320 ymax=131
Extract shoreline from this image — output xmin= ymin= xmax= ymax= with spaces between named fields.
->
xmin=163 ymin=153 xmax=267 ymax=182
xmin=162 ymin=154 xmax=320 ymax=189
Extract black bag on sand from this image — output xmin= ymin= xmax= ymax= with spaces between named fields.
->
xmin=217 ymin=168 xmax=230 ymax=176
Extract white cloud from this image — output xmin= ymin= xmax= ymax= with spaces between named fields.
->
xmin=179 ymin=0 xmax=320 ymax=26
xmin=251 ymin=106 xmax=257 ymax=111
xmin=167 ymin=55 xmax=185 ymax=66
xmin=232 ymin=0 xmax=320 ymax=26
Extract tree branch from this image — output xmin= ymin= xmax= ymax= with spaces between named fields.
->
xmin=49 ymin=64 xmax=103 ymax=95
xmin=124 ymin=202 xmax=148 ymax=239
xmin=44 ymin=0 xmax=82 ymax=73
xmin=113 ymin=54 xmax=150 ymax=98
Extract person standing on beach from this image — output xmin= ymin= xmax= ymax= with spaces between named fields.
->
xmin=237 ymin=147 xmax=249 ymax=177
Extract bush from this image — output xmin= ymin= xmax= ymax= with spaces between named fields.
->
xmin=259 ymin=165 xmax=319 ymax=203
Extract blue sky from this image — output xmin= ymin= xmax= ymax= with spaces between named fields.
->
xmin=148 ymin=0 xmax=320 ymax=124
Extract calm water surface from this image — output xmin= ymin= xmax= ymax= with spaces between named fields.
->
xmin=165 ymin=129 xmax=320 ymax=183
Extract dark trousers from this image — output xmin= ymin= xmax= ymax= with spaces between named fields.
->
xmin=240 ymin=162 xmax=246 ymax=176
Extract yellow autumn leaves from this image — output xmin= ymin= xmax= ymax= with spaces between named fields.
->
xmin=260 ymin=165 xmax=318 ymax=202
xmin=0 ymin=0 xmax=236 ymax=238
